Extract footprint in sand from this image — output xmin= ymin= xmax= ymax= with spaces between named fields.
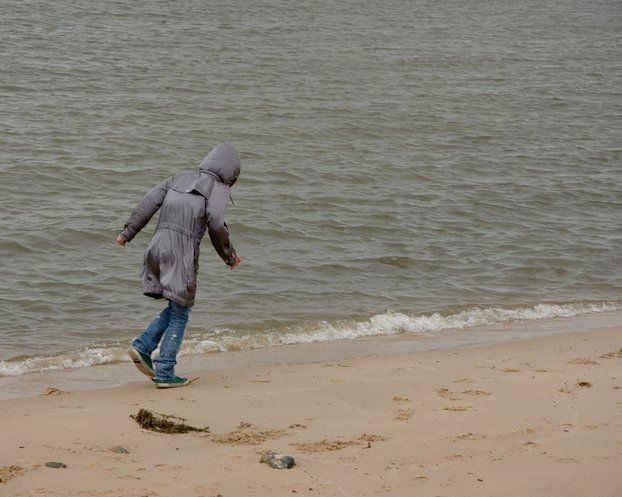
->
xmin=291 ymin=434 xmax=387 ymax=453
xmin=392 ymin=396 xmax=411 ymax=402
xmin=395 ymin=408 xmax=415 ymax=421
xmin=462 ymin=390 xmax=492 ymax=396
xmin=291 ymin=439 xmax=357 ymax=453
xmin=0 ymin=465 xmax=24 ymax=484
xmin=600 ymin=349 xmax=622 ymax=359
xmin=568 ymin=358 xmax=599 ymax=366
xmin=437 ymin=388 xmax=461 ymax=400
xmin=454 ymin=433 xmax=487 ymax=441
xmin=556 ymin=457 xmax=578 ymax=463
xmin=446 ymin=454 xmax=473 ymax=460
xmin=210 ymin=422 xmax=287 ymax=446
xmin=359 ymin=434 xmax=388 ymax=443
xmin=453 ymin=378 xmax=476 ymax=384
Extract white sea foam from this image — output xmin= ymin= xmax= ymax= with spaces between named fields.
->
xmin=1 ymin=302 xmax=619 ymax=377
xmin=0 ymin=347 xmax=128 ymax=377
xmin=181 ymin=302 xmax=622 ymax=354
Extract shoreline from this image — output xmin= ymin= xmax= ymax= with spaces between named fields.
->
xmin=1 ymin=323 xmax=621 ymax=496
xmin=1 ymin=310 xmax=621 ymax=401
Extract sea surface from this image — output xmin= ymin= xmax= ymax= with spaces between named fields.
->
xmin=1 ymin=0 xmax=621 ymax=381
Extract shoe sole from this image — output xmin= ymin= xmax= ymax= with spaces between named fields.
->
xmin=154 ymin=379 xmax=190 ymax=389
xmin=128 ymin=348 xmax=155 ymax=378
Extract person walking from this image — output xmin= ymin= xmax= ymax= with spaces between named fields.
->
xmin=116 ymin=142 xmax=242 ymax=388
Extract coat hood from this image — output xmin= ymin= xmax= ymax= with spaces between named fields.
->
xmin=199 ymin=143 xmax=241 ymax=187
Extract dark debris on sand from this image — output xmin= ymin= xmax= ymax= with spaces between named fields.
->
xmin=131 ymin=408 xmax=209 ymax=434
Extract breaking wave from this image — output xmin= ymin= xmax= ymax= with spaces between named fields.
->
xmin=1 ymin=301 xmax=619 ymax=377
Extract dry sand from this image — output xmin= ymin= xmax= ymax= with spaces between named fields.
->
xmin=1 ymin=326 xmax=621 ymax=497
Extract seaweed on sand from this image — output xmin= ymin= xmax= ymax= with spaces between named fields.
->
xmin=131 ymin=408 xmax=209 ymax=434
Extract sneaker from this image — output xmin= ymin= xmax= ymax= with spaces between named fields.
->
xmin=128 ymin=348 xmax=155 ymax=378
xmin=154 ymin=376 xmax=190 ymax=389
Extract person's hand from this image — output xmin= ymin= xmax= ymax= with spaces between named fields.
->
xmin=116 ymin=234 xmax=127 ymax=246
xmin=229 ymin=255 xmax=242 ymax=269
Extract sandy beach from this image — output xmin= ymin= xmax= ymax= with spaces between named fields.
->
xmin=1 ymin=326 xmax=621 ymax=497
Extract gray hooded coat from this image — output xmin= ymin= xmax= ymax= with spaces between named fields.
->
xmin=120 ymin=143 xmax=240 ymax=307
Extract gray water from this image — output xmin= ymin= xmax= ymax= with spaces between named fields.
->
xmin=1 ymin=0 xmax=621 ymax=374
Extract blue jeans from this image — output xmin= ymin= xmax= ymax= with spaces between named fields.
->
xmin=132 ymin=300 xmax=191 ymax=380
